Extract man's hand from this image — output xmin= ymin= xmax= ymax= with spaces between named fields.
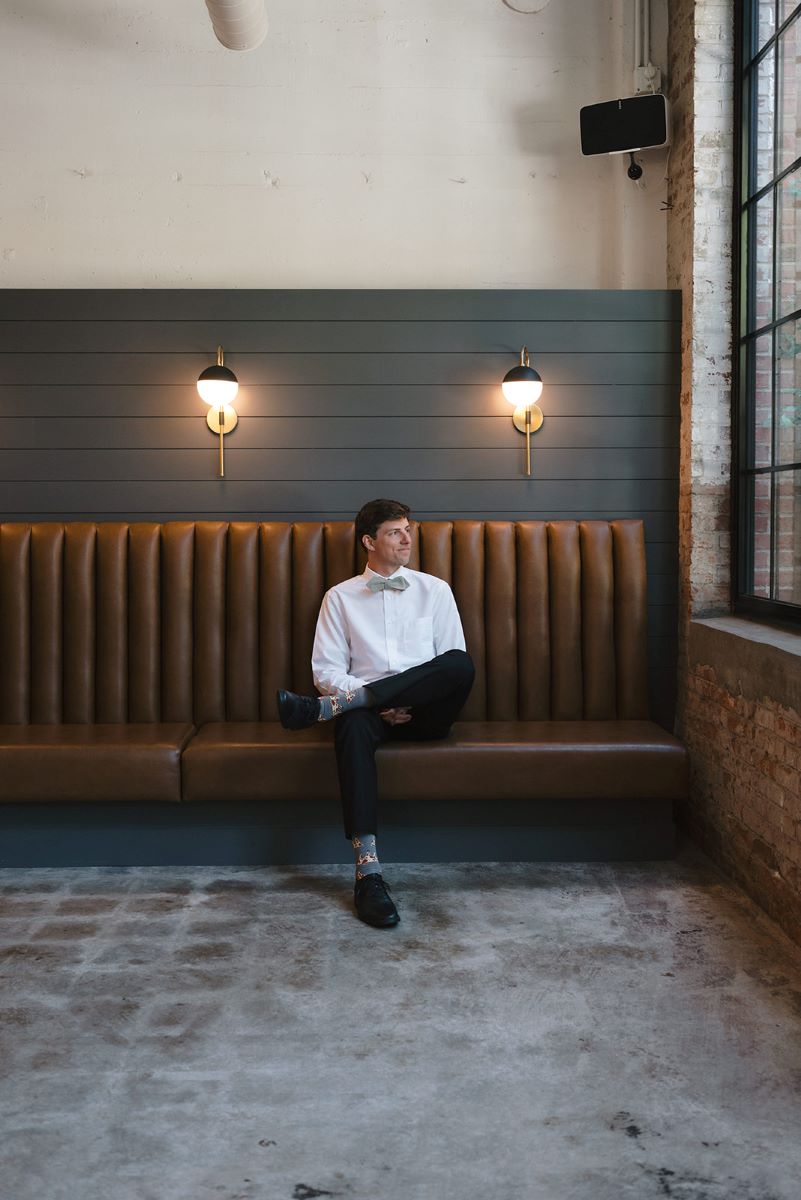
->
xmin=379 ymin=706 xmax=412 ymax=725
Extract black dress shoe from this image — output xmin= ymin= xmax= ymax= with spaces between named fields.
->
xmin=354 ymin=874 xmax=400 ymax=928
xmin=276 ymin=688 xmax=321 ymax=730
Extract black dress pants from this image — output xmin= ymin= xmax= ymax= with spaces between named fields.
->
xmin=333 ymin=649 xmax=475 ymax=839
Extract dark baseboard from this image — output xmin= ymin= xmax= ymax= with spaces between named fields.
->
xmin=0 ymin=799 xmax=676 ymax=866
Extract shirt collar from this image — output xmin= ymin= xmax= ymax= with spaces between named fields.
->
xmin=363 ymin=564 xmax=409 ymax=582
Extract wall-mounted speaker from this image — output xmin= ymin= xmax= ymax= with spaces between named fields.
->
xmin=579 ymin=94 xmax=670 ymax=156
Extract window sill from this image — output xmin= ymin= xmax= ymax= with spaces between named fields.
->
xmin=688 ymin=616 xmax=801 ymax=712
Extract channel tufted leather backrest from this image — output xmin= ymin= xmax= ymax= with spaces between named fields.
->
xmin=0 ymin=520 xmax=649 ymax=724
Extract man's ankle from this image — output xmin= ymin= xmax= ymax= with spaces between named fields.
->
xmin=352 ymin=831 xmax=382 ymax=880
xmin=318 ymin=686 xmax=371 ymax=721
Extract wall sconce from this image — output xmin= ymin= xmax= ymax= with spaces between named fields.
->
xmin=197 ymin=345 xmax=238 ymax=478
xmin=502 ymin=346 xmax=543 ymax=477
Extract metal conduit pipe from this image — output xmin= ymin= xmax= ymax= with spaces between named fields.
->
xmin=205 ymin=0 xmax=268 ymax=51
xmin=634 ymin=0 xmax=643 ymax=69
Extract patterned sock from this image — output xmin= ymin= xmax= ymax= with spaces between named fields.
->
xmin=317 ymin=685 xmax=374 ymax=721
xmin=352 ymin=832 xmax=382 ymax=880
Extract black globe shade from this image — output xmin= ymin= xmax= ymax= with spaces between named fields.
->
xmin=197 ymin=364 xmax=238 ymax=387
xmin=502 ymin=363 xmax=542 ymax=388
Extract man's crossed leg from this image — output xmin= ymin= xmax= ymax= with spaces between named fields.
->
xmin=277 ymin=650 xmax=476 ymax=927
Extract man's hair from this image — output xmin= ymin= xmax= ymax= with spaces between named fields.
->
xmin=355 ymin=499 xmax=412 ymax=548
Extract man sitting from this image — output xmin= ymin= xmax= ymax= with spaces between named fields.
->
xmin=277 ymin=497 xmax=475 ymax=928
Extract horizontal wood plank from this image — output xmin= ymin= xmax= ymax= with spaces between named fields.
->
xmin=0 ymin=415 xmax=679 ymax=450
xmin=0 ymin=351 xmax=680 ymax=388
xmin=0 ymin=383 xmax=682 ymax=419
xmin=0 ymin=447 xmax=677 ymax=480
xmin=0 ymin=479 xmax=679 ymax=512
xmin=0 ymin=320 xmax=680 ymax=355
xmin=0 ymin=289 xmax=683 ymax=324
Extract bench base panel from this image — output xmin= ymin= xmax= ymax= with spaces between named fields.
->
xmin=0 ymin=800 xmax=675 ymax=866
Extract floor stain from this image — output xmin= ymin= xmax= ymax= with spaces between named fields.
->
xmin=610 ymin=1109 xmax=643 ymax=1139
xmin=54 ymin=897 xmax=120 ymax=916
xmin=174 ymin=942 xmax=234 ymax=962
xmin=30 ymin=922 xmax=99 ymax=940
xmin=0 ymin=1007 xmax=35 ymax=1026
xmin=203 ymin=880 xmax=265 ymax=895
xmin=126 ymin=896 xmax=187 ymax=915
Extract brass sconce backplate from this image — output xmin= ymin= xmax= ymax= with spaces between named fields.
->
xmin=206 ymin=406 xmax=239 ymax=435
xmin=512 ymin=404 xmax=544 ymax=434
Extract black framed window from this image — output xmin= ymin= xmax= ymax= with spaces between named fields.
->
xmin=735 ymin=0 xmax=801 ymax=622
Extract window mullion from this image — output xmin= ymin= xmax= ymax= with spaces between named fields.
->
xmin=769 ymin=13 xmax=779 ymax=599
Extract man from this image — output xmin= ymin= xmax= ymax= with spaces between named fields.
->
xmin=276 ymin=498 xmax=475 ymax=929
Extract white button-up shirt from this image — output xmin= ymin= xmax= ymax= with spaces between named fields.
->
xmin=311 ymin=563 xmax=467 ymax=696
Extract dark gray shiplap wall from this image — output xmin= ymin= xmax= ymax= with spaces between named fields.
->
xmin=0 ymin=289 xmax=680 ymax=727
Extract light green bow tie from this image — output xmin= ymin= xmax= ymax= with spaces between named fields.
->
xmin=366 ymin=574 xmax=410 ymax=592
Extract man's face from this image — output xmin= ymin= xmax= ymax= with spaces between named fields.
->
xmin=365 ymin=518 xmax=413 ymax=570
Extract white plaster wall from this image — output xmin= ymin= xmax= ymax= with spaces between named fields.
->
xmin=0 ymin=0 xmax=668 ymax=288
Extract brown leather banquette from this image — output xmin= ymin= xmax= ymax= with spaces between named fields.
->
xmin=0 ymin=519 xmax=687 ymax=813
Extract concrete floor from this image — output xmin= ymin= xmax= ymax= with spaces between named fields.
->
xmin=2 ymin=841 xmax=801 ymax=1200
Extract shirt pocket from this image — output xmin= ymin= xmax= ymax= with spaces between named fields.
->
xmin=401 ymin=616 xmax=434 ymax=659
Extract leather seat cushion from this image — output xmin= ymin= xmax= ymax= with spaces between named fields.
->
xmin=182 ymin=722 xmax=338 ymax=804
xmin=181 ymin=720 xmax=688 ymax=804
xmin=0 ymin=725 xmax=196 ymax=803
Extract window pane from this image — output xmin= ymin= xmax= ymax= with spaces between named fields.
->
xmin=780 ymin=2 xmax=801 ymax=30
xmin=750 ymin=191 xmax=775 ymax=330
xmin=739 ymin=3 xmax=801 ymax=622
xmin=775 ymin=469 xmax=801 ymax=602
xmin=752 ymin=331 xmax=774 ymax=466
xmin=757 ymin=1 xmax=777 ymax=54
xmin=754 ymin=48 xmax=776 ymax=193
xmin=778 ymin=14 xmax=801 ymax=177
xmin=777 ymin=167 xmax=801 ymax=320
xmin=752 ymin=472 xmax=773 ymax=596
xmin=776 ymin=318 xmax=801 ymax=464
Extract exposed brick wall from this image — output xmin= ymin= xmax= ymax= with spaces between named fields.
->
xmin=667 ymin=0 xmax=733 ymax=625
xmin=667 ymin=1 xmax=801 ymax=948
xmin=681 ymin=661 xmax=801 ymax=945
